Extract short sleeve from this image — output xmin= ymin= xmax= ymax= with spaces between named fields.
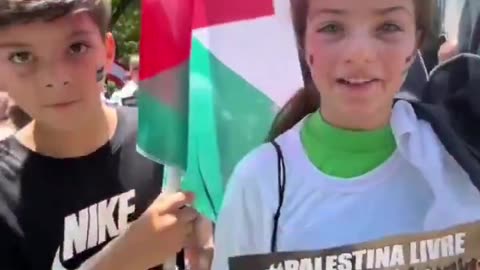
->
xmin=211 ymin=144 xmax=278 ymax=270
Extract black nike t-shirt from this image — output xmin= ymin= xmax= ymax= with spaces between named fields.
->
xmin=0 ymin=107 xmax=174 ymax=270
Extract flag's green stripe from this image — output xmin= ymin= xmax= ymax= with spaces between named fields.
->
xmin=136 ymin=37 xmax=279 ymax=221
xmin=181 ymin=39 xmax=224 ymax=221
xmin=182 ymin=38 xmax=278 ymax=220
xmin=187 ymin=73 xmax=224 ymax=220
xmin=137 ymin=90 xmax=188 ymax=169
xmin=193 ymin=37 xmax=277 ymax=183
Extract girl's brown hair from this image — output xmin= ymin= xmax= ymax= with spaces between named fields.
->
xmin=267 ymin=0 xmax=435 ymax=141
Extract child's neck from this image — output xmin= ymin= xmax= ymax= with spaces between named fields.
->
xmin=16 ymin=104 xmax=117 ymax=158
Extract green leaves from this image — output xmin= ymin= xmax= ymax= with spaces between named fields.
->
xmin=111 ymin=0 xmax=139 ymax=64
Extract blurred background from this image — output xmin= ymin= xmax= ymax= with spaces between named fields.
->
xmin=1 ymin=0 xmax=478 ymax=139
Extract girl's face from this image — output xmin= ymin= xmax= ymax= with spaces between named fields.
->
xmin=304 ymin=0 xmax=418 ymax=129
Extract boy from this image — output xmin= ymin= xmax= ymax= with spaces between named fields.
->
xmin=0 ymin=0 xmax=210 ymax=269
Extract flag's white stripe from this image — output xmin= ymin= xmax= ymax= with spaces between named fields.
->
xmin=193 ymin=0 xmax=303 ymax=107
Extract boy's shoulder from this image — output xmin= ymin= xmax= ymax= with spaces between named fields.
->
xmin=111 ymin=105 xmax=164 ymax=178
xmin=109 ymin=106 xmax=138 ymax=150
xmin=115 ymin=106 xmax=138 ymax=135
xmin=0 ymin=135 xmax=28 ymax=182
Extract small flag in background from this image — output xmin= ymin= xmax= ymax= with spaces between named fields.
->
xmin=138 ymin=0 xmax=304 ymax=221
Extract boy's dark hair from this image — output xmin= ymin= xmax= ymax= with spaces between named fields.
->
xmin=0 ymin=0 xmax=111 ymax=34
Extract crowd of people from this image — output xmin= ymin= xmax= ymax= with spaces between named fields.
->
xmin=103 ymin=55 xmax=140 ymax=107
xmin=0 ymin=0 xmax=479 ymax=270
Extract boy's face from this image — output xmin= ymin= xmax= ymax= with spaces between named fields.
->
xmin=0 ymin=12 xmax=115 ymax=131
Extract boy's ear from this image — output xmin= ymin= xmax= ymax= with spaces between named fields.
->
xmin=105 ymin=32 xmax=116 ymax=71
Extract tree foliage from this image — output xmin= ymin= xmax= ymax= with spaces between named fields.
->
xmin=111 ymin=0 xmax=140 ymax=65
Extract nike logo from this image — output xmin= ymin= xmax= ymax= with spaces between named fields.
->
xmin=51 ymin=190 xmax=136 ymax=269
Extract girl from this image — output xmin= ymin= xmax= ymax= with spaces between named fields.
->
xmin=212 ymin=0 xmax=480 ymax=269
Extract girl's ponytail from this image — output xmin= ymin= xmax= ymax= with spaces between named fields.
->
xmin=267 ymin=82 xmax=319 ymax=141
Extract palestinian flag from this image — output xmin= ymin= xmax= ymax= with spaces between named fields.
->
xmin=138 ymin=0 xmax=304 ymax=221
xmin=138 ymin=0 xmax=193 ymax=169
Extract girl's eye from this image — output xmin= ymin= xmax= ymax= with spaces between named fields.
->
xmin=379 ymin=23 xmax=402 ymax=33
xmin=318 ymin=24 xmax=342 ymax=33
xmin=69 ymin=43 xmax=89 ymax=54
xmin=9 ymin=52 xmax=33 ymax=64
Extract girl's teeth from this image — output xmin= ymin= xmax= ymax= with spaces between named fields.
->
xmin=348 ymin=79 xmax=371 ymax=84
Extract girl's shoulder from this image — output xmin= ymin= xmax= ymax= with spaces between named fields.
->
xmin=231 ymin=128 xmax=300 ymax=181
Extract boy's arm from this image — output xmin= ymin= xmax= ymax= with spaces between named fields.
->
xmin=83 ymin=214 xmax=215 ymax=270
xmin=79 ymin=192 xmax=198 ymax=270
xmin=184 ymin=216 xmax=214 ymax=270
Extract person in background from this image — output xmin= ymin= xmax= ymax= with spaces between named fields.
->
xmin=438 ymin=0 xmax=479 ymax=63
xmin=458 ymin=0 xmax=480 ymax=55
xmin=0 ymin=93 xmax=31 ymax=140
xmin=109 ymin=54 xmax=139 ymax=106
xmin=0 ymin=92 xmax=15 ymax=139
xmin=438 ymin=39 xmax=459 ymax=63
xmin=0 ymin=0 xmax=212 ymax=269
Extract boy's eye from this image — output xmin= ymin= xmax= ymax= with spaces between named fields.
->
xmin=9 ymin=52 xmax=33 ymax=64
xmin=379 ymin=23 xmax=402 ymax=33
xmin=317 ymin=24 xmax=342 ymax=33
xmin=69 ymin=42 xmax=89 ymax=54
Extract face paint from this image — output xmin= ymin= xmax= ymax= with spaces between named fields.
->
xmin=96 ymin=66 xmax=105 ymax=82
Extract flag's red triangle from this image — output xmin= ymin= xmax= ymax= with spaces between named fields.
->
xmin=140 ymin=0 xmax=194 ymax=79
xmin=140 ymin=0 xmax=275 ymax=79
xmin=192 ymin=0 xmax=274 ymax=30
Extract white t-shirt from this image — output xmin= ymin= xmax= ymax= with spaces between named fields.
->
xmin=212 ymin=100 xmax=480 ymax=270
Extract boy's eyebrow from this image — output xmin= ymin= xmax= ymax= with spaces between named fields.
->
xmin=374 ymin=6 xmax=413 ymax=17
xmin=69 ymin=30 xmax=96 ymax=38
xmin=0 ymin=30 xmax=95 ymax=48
xmin=0 ymin=42 xmax=31 ymax=49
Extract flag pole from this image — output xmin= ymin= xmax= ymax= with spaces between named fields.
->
xmin=163 ymin=166 xmax=183 ymax=193
xmin=162 ymin=166 xmax=183 ymax=270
